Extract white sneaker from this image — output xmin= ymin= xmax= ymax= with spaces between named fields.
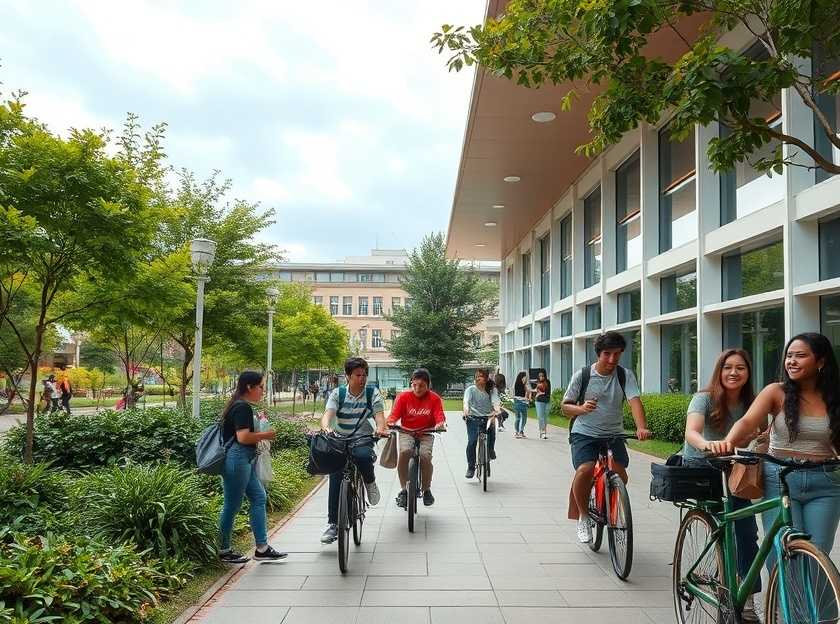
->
xmin=577 ymin=517 xmax=593 ymax=543
xmin=366 ymin=481 xmax=381 ymax=506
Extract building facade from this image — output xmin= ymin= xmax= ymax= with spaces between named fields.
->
xmin=446 ymin=7 xmax=840 ymax=395
xmin=265 ymin=250 xmax=501 ymax=389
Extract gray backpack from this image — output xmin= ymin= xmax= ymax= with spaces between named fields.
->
xmin=195 ymin=401 xmax=243 ymax=474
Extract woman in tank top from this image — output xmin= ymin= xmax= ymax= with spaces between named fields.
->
xmin=723 ymin=333 xmax=840 ymax=564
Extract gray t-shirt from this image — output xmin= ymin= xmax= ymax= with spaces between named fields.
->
xmin=463 ymin=385 xmax=500 ymax=418
xmin=681 ymin=392 xmax=744 ymax=460
xmin=563 ymin=365 xmax=640 ymax=437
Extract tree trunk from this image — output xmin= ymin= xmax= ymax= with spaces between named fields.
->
xmin=291 ymin=370 xmax=297 ymax=416
xmin=180 ymin=357 xmax=190 ymax=408
xmin=24 ymin=325 xmax=45 ymax=464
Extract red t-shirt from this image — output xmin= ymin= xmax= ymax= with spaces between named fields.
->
xmin=387 ymin=390 xmax=446 ymax=430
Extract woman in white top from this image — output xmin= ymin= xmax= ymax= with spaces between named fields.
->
xmin=720 ymin=333 xmax=840 ymax=562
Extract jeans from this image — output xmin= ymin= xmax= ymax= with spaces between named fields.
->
xmin=328 ymin=441 xmax=376 ymax=524
xmin=219 ymin=443 xmax=267 ymax=551
xmin=466 ymin=417 xmax=496 ymax=469
xmin=513 ymin=398 xmax=528 ymax=433
xmin=61 ymin=395 xmax=71 ymax=415
xmin=535 ymin=400 xmax=549 ymax=432
xmin=761 ymin=460 xmax=840 ymax=570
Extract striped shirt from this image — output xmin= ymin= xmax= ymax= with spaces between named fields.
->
xmin=326 ymin=386 xmax=384 ymax=435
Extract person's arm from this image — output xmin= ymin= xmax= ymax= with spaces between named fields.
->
xmin=490 ymin=388 xmax=501 ymax=418
xmin=231 ymin=404 xmax=275 ymax=444
xmin=628 ymin=397 xmax=651 ymax=440
xmin=386 ymin=393 xmax=403 ymax=426
xmin=321 ymin=389 xmax=339 ymax=432
xmin=684 ymin=412 xmax=708 ymax=451
xmin=463 ymin=387 xmax=471 ymax=418
xmin=372 ymin=389 xmax=388 ymax=435
xmin=433 ymin=395 xmax=446 ymax=428
xmin=717 ymin=384 xmax=781 ymax=453
xmin=235 ymin=428 xmax=276 ymax=445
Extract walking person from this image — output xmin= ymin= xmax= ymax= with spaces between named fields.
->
xmin=534 ymin=369 xmax=551 ymax=439
xmin=494 ymin=371 xmax=508 ymax=431
xmin=218 ymin=370 xmax=287 ymax=564
xmin=463 ymin=368 xmax=501 ymax=478
xmin=512 ymin=371 xmax=531 ymax=438
xmin=59 ymin=374 xmax=73 ymax=415
xmin=46 ymin=375 xmax=61 ymax=414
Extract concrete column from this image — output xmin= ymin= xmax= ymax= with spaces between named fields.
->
xmin=571 ymin=185 xmax=587 ymax=368
xmin=601 ymin=158 xmax=617 ymax=328
xmin=639 ymin=123 xmax=661 ymax=392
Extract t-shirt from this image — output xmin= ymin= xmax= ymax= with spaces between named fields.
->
xmin=463 ymin=385 xmax=500 ymax=418
xmin=222 ymin=401 xmax=255 ymax=447
xmin=535 ymin=379 xmax=551 ymax=403
xmin=681 ymin=392 xmax=744 ymax=460
xmin=387 ymin=390 xmax=446 ymax=430
xmin=326 ymin=386 xmax=385 ymax=435
xmin=563 ymin=365 xmax=640 ymax=437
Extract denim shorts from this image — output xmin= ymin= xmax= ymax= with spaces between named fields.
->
xmin=570 ymin=433 xmax=629 ymax=469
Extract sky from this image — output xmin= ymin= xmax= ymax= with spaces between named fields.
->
xmin=0 ymin=1 xmax=485 ymax=262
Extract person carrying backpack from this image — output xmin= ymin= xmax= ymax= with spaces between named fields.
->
xmin=561 ymin=331 xmax=651 ymax=544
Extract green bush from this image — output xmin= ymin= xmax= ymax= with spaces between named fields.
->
xmin=623 ymin=393 xmax=691 ymax=442
xmin=73 ymin=463 xmax=218 ymax=564
xmin=0 ymin=531 xmax=191 ymax=623
xmin=268 ymin=415 xmax=309 ymax=451
xmin=549 ymin=388 xmax=566 ymax=418
xmin=143 ymin=384 xmax=175 ymax=396
xmin=265 ymin=448 xmax=311 ymax=513
xmin=0 ymin=462 xmax=72 ymax=536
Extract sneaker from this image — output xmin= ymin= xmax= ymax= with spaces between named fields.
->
xmin=577 ymin=517 xmax=593 ymax=544
xmin=498 ymin=424 xmax=505 ymax=431
xmin=254 ymin=545 xmax=288 ymax=561
xmin=423 ymin=489 xmax=435 ymax=506
xmin=741 ymin=595 xmax=760 ymax=623
xmin=219 ymin=549 xmax=250 ymax=564
xmin=465 ymin=467 xmax=475 ymax=479
xmin=366 ymin=481 xmax=381 ymax=505
xmin=521 ymin=432 xmax=527 ymax=438
xmin=320 ymin=523 xmax=338 ymax=544
xmin=396 ymin=489 xmax=407 ymax=509
xmin=489 ymin=450 xmax=497 ymax=460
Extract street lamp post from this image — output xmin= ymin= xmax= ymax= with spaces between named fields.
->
xmin=190 ymin=238 xmax=217 ymax=418
xmin=72 ymin=333 xmax=83 ymax=368
xmin=266 ymin=287 xmax=279 ymax=407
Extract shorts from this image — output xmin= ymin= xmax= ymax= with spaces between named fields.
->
xmin=399 ymin=432 xmax=434 ymax=459
xmin=570 ymin=433 xmax=629 ymax=469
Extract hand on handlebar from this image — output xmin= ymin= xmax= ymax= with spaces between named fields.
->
xmin=705 ymin=440 xmax=734 ymax=456
xmin=635 ymin=427 xmax=652 ymax=441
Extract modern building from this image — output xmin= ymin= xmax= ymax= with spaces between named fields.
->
xmin=446 ymin=1 xmax=840 ymax=394
xmin=265 ymin=249 xmax=501 ymax=389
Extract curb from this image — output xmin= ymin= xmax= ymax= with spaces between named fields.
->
xmin=172 ymin=476 xmax=327 ymax=624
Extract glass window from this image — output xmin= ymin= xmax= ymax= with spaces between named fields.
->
xmin=585 ymin=303 xmax=601 ymax=331
xmin=722 ymin=241 xmax=784 ymax=301
xmin=585 ymin=338 xmax=597 ymax=366
xmin=661 ymin=322 xmax=697 ymax=393
xmin=372 ymin=329 xmax=382 ymax=348
xmin=358 ymin=329 xmax=367 ymax=348
xmin=358 ymin=296 xmax=369 ymax=315
xmin=560 ymin=215 xmax=573 ymax=299
xmin=584 ymin=187 xmax=602 ymax=287
xmin=342 ymin=296 xmax=353 ymax=315
xmin=820 ymin=215 xmax=840 ymax=280
xmin=391 ymin=297 xmax=401 ymax=311
xmin=405 ymin=297 xmax=413 ymax=310
xmin=472 ymin=333 xmax=483 ymax=348
xmin=620 ymin=330 xmax=641 ymax=379
xmin=560 ymin=342 xmax=573 ymax=387
xmin=316 ymin=272 xmax=330 ymax=282
xmin=723 ymin=306 xmax=784 ymax=388
xmin=537 ymin=346 xmax=550 ymax=373
xmin=659 ymin=122 xmax=697 ymax=251
xmin=385 ymin=273 xmax=400 ymax=283
xmin=329 ymin=296 xmax=339 ymax=315
xmin=821 ymin=295 xmax=840 ymax=363
xmin=330 ymin=272 xmax=345 ymax=282
xmin=523 ymin=348 xmax=532 ymax=373
xmin=506 ymin=266 xmax=515 ymax=318
xmin=522 ymin=326 xmax=532 ymax=346
xmin=391 ymin=329 xmax=400 ymax=341
xmin=616 ymin=152 xmax=642 ymax=272
xmin=373 ymin=297 xmax=383 ymax=316
xmin=313 ymin=295 xmax=323 ymax=306
xmin=661 ymin=271 xmax=697 ymax=313
xmin=372 ymin=273 xmax=385 ymax=282
xmin=617 ymin=289 xmax=641 ymax=323
xmin=814 ymin=44 xmax=840 ymax=184
xmin=522 ymin=252 xmax=532 ymax=315
xmin=539 ymin=234 xmax=551 ymax=308
xmin=277 ymin=271 xmax=292 ymax=282
xmin=358 ymin=273 xmax=373 ymax=282
xmin=539 ymin=319 xmax=551 ymax=342
xmin=560 ymin=311 xmax=572 ymax=337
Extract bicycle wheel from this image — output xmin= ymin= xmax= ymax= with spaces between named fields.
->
xmin=765 ymin=538 xmax=840 ymax=624
xmin=673 ymin=509 xmax=732 ymax=624
xmin=482 ymin=435 xmax=489 ymax=491
xmin=337 ymin=478 xmax=351 ymax=574
xmin=407 ymin=456 xmax=418 ymax=533
xmin=588 ymin=482 xmax=604 ymax=553
xmin=352 ymin=474 xmax=364 ymax=546
xmin=607 ymin=474 xmax=633 ymax=580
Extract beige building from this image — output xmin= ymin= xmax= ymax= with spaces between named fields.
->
xmin=265 ymin=249 xmax=501 ymax=389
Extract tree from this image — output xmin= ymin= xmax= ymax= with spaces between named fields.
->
xmin=387 ymin=233 xmax=498 ymax=390
xmin=433 ymin=0 xmax=840 ymax=176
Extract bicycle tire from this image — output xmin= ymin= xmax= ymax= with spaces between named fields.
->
xmin=607 ymin=474 xmax=633 ymax=580
xmin=337 ymin=478 xmax=351 ymax=574
xmin=407 ymin=457 xmax=418 ymax=533
xmin=765 ymin=538 xmax=840 ymax=624
xmin=672 ymin=509 xmax=731 ymax=624
xmin=352 ymin=473 xmax=364 ymax=546
xmin=482 ymin=435 xmax=489 ymax=491
xmin=588 ymin=482 xmax=604 ymax=553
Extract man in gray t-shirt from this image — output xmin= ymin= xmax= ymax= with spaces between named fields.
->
xmin=561 ymin=332 xmax=651 ymax=544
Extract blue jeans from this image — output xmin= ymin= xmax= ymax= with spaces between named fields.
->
xmin=535 ymin=400 xmax=549 ymax=432
xmin=466 ymin=417 xmax=496 ymax=469
xmin=762 ymin=461 xmax=840 ymax=570
xmin=328 ymin=441 xmax=376 ymax=524
xmin=219 ymin=443 xmax=267 ymax=551
xmin=513 ymin=398 xmax=528 ymax=433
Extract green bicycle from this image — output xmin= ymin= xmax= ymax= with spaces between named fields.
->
xmin=672 ymin=451 xmax=840 ymax=624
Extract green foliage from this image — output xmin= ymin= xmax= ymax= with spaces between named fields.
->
xmin=267 ymin=415 xmax=309 ymax=451
xmin=0 ymin=531 xmax=190 ymax=623
xmin=622 ymin=393 xmax=692 ymax=443
xmin=264 ymin=448 xmax=311 ymax=513
xmin=73 ymin=463 xmax=218 ymax=564
xmin=0 ymin=462 xmax=71 ymax=535
xmin=388 ymin=233 xmax=498 ymax=390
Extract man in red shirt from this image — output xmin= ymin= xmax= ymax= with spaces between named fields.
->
xmin=387 ymin=368 xmax=446 ymax=508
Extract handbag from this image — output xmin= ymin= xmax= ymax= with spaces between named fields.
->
xmin=195 ymin=423 xmax=233 ymax=475
xmin=306 ymin=432 xmax=349 ymax=475
xmin=256 ymin=440 xmax=273 ymax=484
xmin=729 ymin=436 xmax=768 ymax=499
xmin=379 ymin=432 xmax=398 ymax=469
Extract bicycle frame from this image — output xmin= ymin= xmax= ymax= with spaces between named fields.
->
xmin=591 ymin=443 xmax=625 ymax=526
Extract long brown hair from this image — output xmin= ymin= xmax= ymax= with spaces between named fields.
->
xmin=476 ymin=367 xmax=495 ymax=396
xmin=219 ymin=370 xmax=263 ymax=423
xmin=702 ymin=349 xmax=755 ymax=433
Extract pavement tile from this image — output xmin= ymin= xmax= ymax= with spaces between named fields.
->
xmin=356 ymin=607 xmax=430 ymax=624
xmin=494 ymin=590 xmax=568 ymax=607
xmin=217 ymin=590 xmax=362 ymax=607
xmin=199 ymin=606 xmax=289 ymax=623
xmin=282 ymin=606 xmax=356 ymax=624
xmin=501 ymin=607 xmax=658 ymax=624
xmin=363 ymin=576 xmax=492 ymax=590
xmin=361 ymin=590 xmax=497 ymax=607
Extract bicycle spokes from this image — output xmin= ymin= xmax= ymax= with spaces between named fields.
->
xmin=771 ymin=543 xmax=840 ymax=623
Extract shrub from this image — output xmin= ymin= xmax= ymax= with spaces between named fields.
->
xmin=0 ymin=531 xmax=191 ymax=623
xmin=549 ymin=388 xmax=566 ymax=418
xmin=268 ymin=415 xmax=309 ymax=451
xmin=264 ymin=448 xmax=311 ymax=513
xmin=143 ymin=384 xmax=175 ymax=396
xmin=73 ymin=463 xmax=218 ymax=564
xmin=623 ymin=393 xmax=691 ymax=443
xmin=0 ymin=462 xmax=72 ymax=536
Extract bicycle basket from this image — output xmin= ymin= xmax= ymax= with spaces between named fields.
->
xmin=306 ymin=432 xmax=348 ymax=475
xmin=650 ymin=462 xmax=723 ymax=502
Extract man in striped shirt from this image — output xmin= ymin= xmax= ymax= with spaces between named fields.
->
xmin=319 ymin=357 xmax=387 ymax=544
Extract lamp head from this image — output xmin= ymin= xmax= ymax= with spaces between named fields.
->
xmin=266 ymin=286 xmax=279 ymax=307
xmin=190 ymin=238 xmax=217 ymax=275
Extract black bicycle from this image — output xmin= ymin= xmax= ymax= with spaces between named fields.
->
xmin=467 ymin=415 xmax=494 ymax=492
xmin=389 ymin=424 xmax=445 ymax=532
xmin=335 ymin=432 xmax=377 ymax=574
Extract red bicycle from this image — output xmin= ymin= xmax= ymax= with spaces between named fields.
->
xmin=587 ymin=433 xmax=636 ymax=580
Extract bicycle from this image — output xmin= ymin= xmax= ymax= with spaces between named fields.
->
xmin=467 ymin=415 xmax=494 ymax=492
xmin=334 ymin=432 xmax=378 ymax=574
xmin=585 ymin=433 xmax=636 ymax=580
xmin=672 ymin=451 xmax=840 ymax=623
xmin=389 ymin=424 xmax=445 ymax=533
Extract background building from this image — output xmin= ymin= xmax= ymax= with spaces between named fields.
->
xmin=446 ymin=2 xmax=840 ymax=394
xmin=265 ymin=249 xmax=501 ymax=389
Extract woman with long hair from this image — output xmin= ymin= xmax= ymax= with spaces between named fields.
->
xmin=462 ymin=368 xmax=501 ymax=478
xmin=721 ymin=333 xmax=840 ymax=564
xmin=512 ymin=371 xmax=531 ymax=438
xmin=534 ymin=369 xmax=551 ymax=439
xmin=683 ymin=349 xmax=761 ymax=620
xmin=217 ymin=370 xmax=287 ymax=564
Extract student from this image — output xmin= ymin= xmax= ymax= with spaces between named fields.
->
xmin=463 ymin=368 xmax=501 ymax=478
xmin=534 ymin=369 xmax=551 ymax=439
xmin=218 ymin=370 xmax=287 ymax=564
xmin=46 ymin=375 xmax=61 ymax=413
xmin=512 ymin=371 xmax=531 ymax=438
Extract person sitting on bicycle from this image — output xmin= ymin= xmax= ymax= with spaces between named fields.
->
xmin=463 ymin=368 xmax=501 ymax=479
xmin=562 ymin=331 xmax=651 ymax=544
xmin=387 ymin=368 xmax=446 ymax=508
xmin=319 ymin=357 xmax=388 ymax=545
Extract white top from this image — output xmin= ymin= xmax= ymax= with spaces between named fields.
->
xmin=769 ymin=413 xmax=834 ymax=457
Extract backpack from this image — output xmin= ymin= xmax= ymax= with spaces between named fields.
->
xmin=194 ymin=401 xmax=245 ymax=475
xmin=305 ymin=386 xmax=375 ymax=476
xmin=565 ymin=365 xmax=627 ymax=436
xmin=337 ymin=385 xmax=375 ymax=422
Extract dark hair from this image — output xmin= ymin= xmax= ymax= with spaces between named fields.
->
xmin=411 ymin=368 xmax=431 ymax=385
xmin=702 ymin=349 xmax=755 ymax=433
xmin=219 ymin=370 xmax=263 ymax=423
xmin=537 ymin=369 xmax=547 ymax=381
xmin=781 ymin=333 xmax=840 ymax=450
xmin=476 ymin=367 xmax=495 ymax=396
xmin=344 ymin=357 xmax=369 ymax=376
xmin=594 ymin=331 xmax=626 ymax=355
xmin=494 ymin=372 xmax=506 ymax=393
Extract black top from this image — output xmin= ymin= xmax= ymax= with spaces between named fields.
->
xmin=535 ymin=379 xmax=551 ymax=403
xmin=222 ymin=401 xmax=255 ymax=447
xmin=514 ymin=379 xmax=527 ymax=397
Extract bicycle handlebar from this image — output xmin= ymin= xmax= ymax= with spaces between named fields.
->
xmin=736 ymin=450 xmax=840 ymax=470
xmin=388 ymin=424 xmax=446 ymax=435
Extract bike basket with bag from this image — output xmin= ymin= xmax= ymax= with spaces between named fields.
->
xmin=650 ymin=454 xmax=723 ymax=502
xmin=306 ymin=432 xmax=349 ymax=475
